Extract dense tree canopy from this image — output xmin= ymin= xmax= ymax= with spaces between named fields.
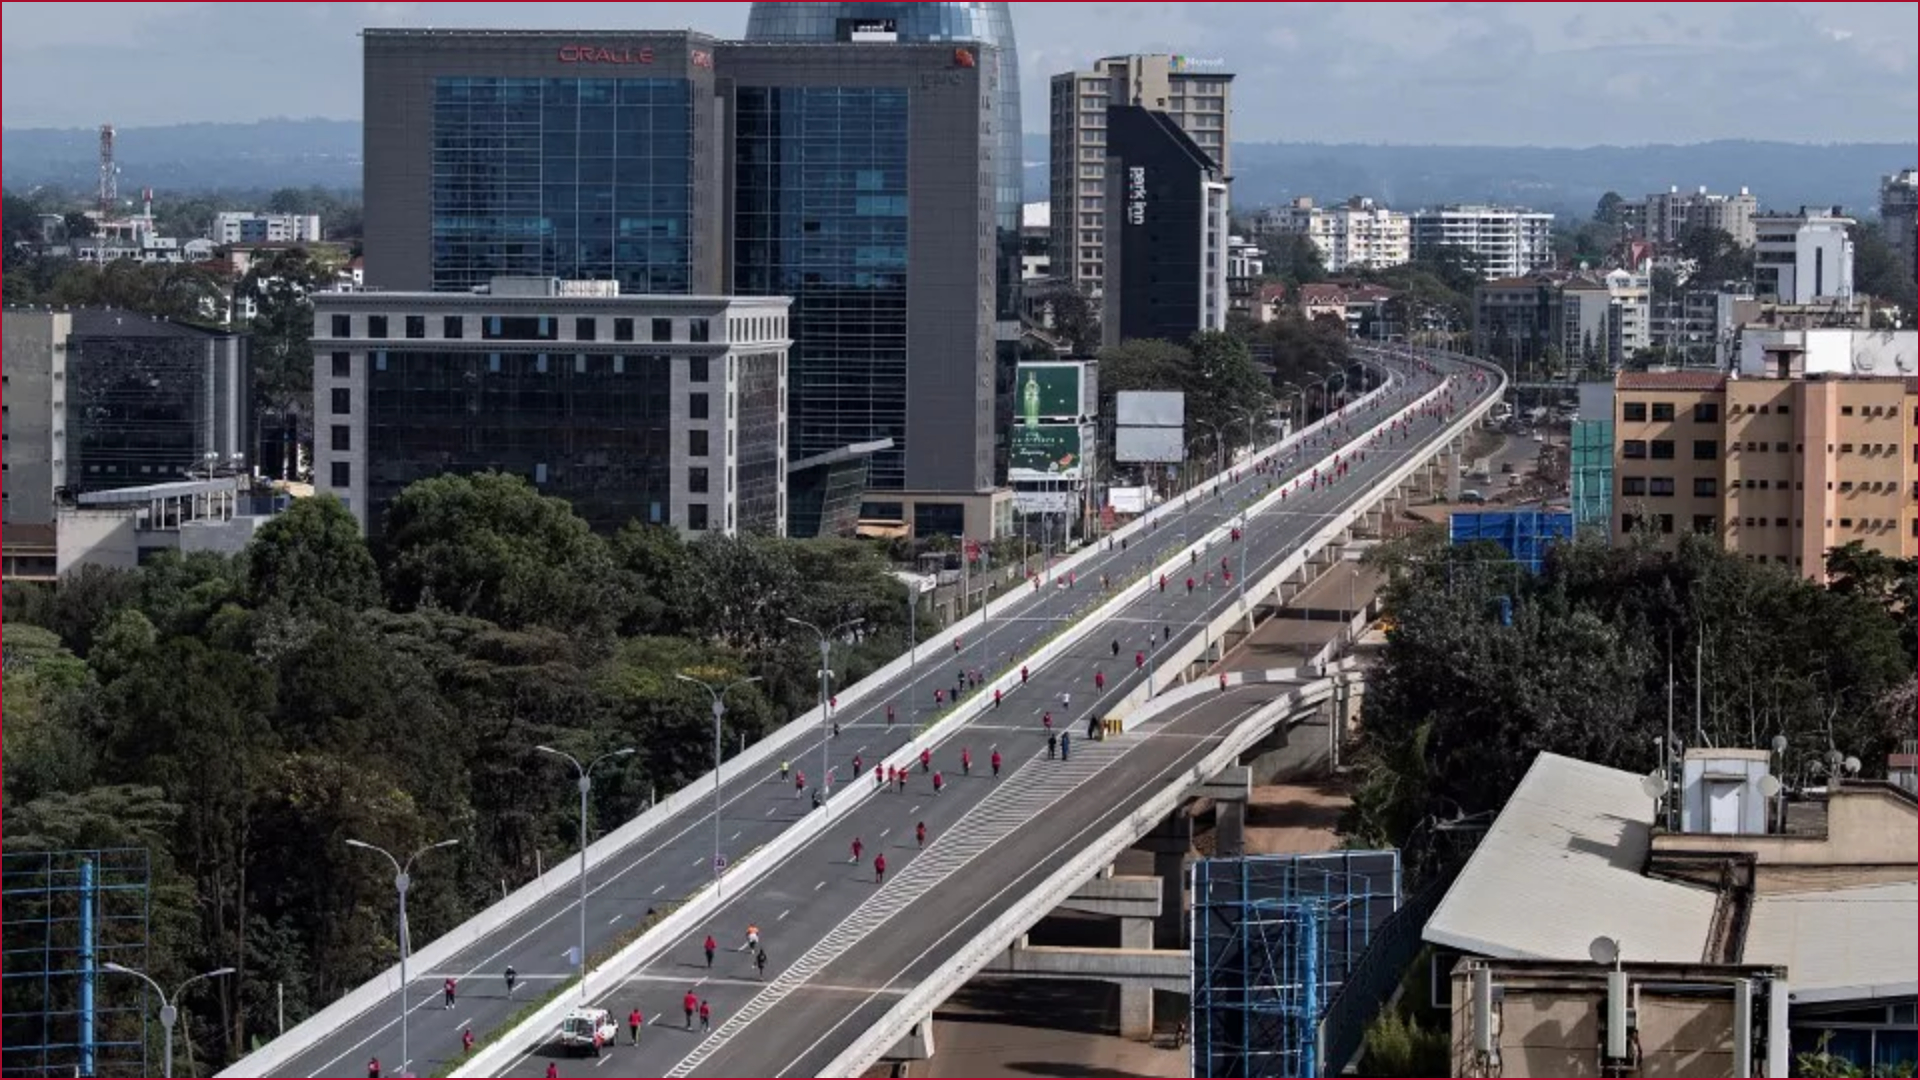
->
xmin=1347 ymin=532 xmax=1919 ymax=873
xmin=1 ymin=475 xmax=919 ymax=1073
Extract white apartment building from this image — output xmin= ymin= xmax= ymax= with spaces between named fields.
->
xmin=1622 ymin=186 xmax=1760 ymax=248
xmin=1260 ymin=196 xmax=1411 ymax=273
xmin=1882 ymin=168 xmax=1918 ymax=280
xmin=1049 ymin=54 xmax=1233 ymax=297
xmin=1754 ymin=207 xmax=1855 ymax=305
xmin=211 ymin=211 xmax=324 ymax=246
xmin=1562 ymin=268 xmax=1651 ymax=369
xmin=1410 ymin=205 xmax=1556 ymax=280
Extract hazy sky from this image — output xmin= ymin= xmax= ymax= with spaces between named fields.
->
xmin=4 ymin=1 xmax=1915 ymax=145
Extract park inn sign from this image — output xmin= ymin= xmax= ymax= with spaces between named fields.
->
xmin=1127 ymin=166 xmax=1147 ymax=226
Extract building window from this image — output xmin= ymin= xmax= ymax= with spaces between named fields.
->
xmin=1621 ymin=514 xmax=1641 ymax=534
xmin=689 ymin=466 xmax=710 ymax=494
xmin=1622 ymin=402 xmax=1648 ymax=422
xmin=652 ymin=318 xmax=673 ymax=343
xmin=1658 ymin=514 xmax=1675 ymax=535
xmin=331 ymin=461 xmax=351 ymax=488
xmin=1692 ymin=516 xmax=1717 ymax=534
xmin=367 ymin=315 xmax=389 ymax=338
xmin=688 ymin=503 xmax=710 ymax=532
xmin=1623 ymin=477 xmax=1647 ymax=497
xmin=614 ymin=318 xmax=635 ymax=343
xmin=444 ymin=316 xmax=464 ymax=339
xmin=689 ymin=393 xmax=710 ymax=421
xmin=689 ymin=356 xmax=710 ymax=384
xmin=331 ymin=351 xmax=351 ymax=378
xmin=1842 ymin=406 xmax=1855 ymax=417
xmin=405 ymin=315 xmax=426 ymax=340
xmin=331 ymin=314 xmax=352 ymax=337
xmin=690 ymin=318 xmax=711 ymax=343
xmin=1693 ymin=441 xmax=1719 ymax=461
xmin=331 ymin=425 xmax=351 ymax=452
xmin=1694 ymin=478 xmax=1718 ymax=498
xmin=1694 ymin=403 xmax=1719 ymax=423
xmin=331 ymin=388 xmax=352 ymax=415
xmin=1651 ymin=403 xmax=1676 ymax=422
xmin=575 ymin=317 xmax=597 ymax=342
xmin=1650 ymin=478 xmax=1676 ymax=498
xmin=1624 ymin=440 xmax=1648 ymax=460
xmin=1651 ymin=440 xmax=1676 ymax=460
xmin=689 ymin=429 xmax=709 ymax=458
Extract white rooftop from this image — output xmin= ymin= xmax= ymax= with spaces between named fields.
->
xmin=1745 ymin=882 xmax=1920 ymax=1004
xmin=1423 ymin=753 xmax=1719 ymax=964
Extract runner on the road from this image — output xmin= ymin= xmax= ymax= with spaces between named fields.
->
xmin=920 ymin=748 xmax=932 ymax=773
xmin=629 ymin=1007 xmax=643 ymax=1045
xmin=755 ymin=947 xmax=769 ymax=979
xmin=917 ymin=821 xmax=927 ymax=848
xmin=703 ymin=934 xmax=717 ymax=968
xmin=699 ymin=999 xmax=712 ymax=1032
xmin=874 ymin=853 xmax=887 ymax=883
xmin=367 ymin=1058 xmax=380 ymax=1078
xmin=1047 ymin=732 xmax=1058 ymax=760
xmin=851 ymin=836 xmax=864 ymax=864
xmin=504 ymin=964 xmax=517 ymax=999
xmin=443 ymin=977 xmax=457 ymax=1009
xmin=961 ymin=748 xmax=972 ymax=775
xmin=746 ymin=924 xmax=761 ymax=951
xmin=683 ymin=989 xmax=699 ymax=1029
xmin=991 ymin=749 xmax=1002 ymax=777
xmin=932 ymin=771 xmax=945 ymax=795
xmin=462 ymin=1027 xmax=475 ymax=1057
xmin=546 ymin=1063 xmax=558 ymax=1078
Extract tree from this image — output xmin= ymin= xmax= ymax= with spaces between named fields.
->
xmin=380 ymin=472 xmax=626 ymax=639
xmin=1264 ymin=233 xmax=1327 ymax=288
xmin=1849 ymin=223 xmax=1918 ymax=323
xmin=239 ymin=247 xmax=326 ymax=437
xmin=1593 ymin=191 xmax=1626 ymax=227
xmin=63 ymin=211 xmax=96 ymax=240
xmin=1045 ymin=285 xmax=1101 ymax=355
xmin=247 ymin=496 xmax=381 ymax=616
xmin=1677 ymin=225 xmax=1751 ymax=286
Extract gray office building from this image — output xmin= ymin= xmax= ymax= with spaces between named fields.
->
xmin=360 ymin=27 xmax=1009 ymax=537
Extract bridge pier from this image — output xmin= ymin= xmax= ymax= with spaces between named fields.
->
xmin=884 ymin=1016 xmax=936 ymax=1062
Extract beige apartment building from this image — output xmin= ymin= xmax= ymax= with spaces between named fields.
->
xmin=1612 ymin=370 xmax=1919 ymax=576
xmin=1048 ymin=53 xmax=1233 ymax=296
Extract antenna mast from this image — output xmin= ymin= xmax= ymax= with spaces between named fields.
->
xmin=97 ymin=124 xmax=118 ymax=218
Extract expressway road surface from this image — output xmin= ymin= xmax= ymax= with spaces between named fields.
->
xmin=280 ymin=352 xmax=1453 ymax=1079
xmin=473 ymin=356 xmax=1496 ymax=1079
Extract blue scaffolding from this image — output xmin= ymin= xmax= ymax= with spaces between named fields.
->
xmin=2 ymin=849 xmax=152 ymax=1078
xmin=1191 ymin=852 xmax=1401 ymax=1078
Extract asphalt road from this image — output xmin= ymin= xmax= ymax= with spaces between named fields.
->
xmin=467 ymin=354 xmax=1496 ymax=1079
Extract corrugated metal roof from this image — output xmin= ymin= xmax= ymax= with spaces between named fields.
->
xmin=1617 ymin=371 xmax=1728 ymax=392
xmin=1423 ymin=753 xmax=1719 ymax=963
xmin=1745 ymin=883 xmax=1919 ymax=1003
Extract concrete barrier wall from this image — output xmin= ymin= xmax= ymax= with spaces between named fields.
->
xmin=818 ymin=678 xmax=1345 ymax=1077
xmin=227 ymin=360 xmax=1418 ymax=1078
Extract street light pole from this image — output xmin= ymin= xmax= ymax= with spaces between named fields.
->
xmin=534 ymin=747 xmax=636 ymax=1000
xmin=673 ymin=674 xmax=763 ymax=898
xmin=785 ymin=616 xmax=865 ymax=815
xmin=345 ymin=837 xmax=458 ymax=1078
xmin=101 ymin=963 xmax=234 ymax=1078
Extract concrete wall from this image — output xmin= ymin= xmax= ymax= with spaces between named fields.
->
xmin=1449 ymin=968 xmax=1746 ymax=1079
xmin=2 ymin=310 xmax=68 ymax=526
xmin=1652 ymin=785 xmax=1918 ymax=890
xmin=54 ymin=511 xmax=140 ymax=575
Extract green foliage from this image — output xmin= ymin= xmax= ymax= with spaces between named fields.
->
xmin=239 ymin=247 xmax=327 ymax=419
xmin=1357 ymin=1009 xmax=1451 ymax=1077
xmin=1797 ymin=1032 xmax=1919 ymax=1077
xmin=1097 ymin=333 xmax=1277 ymax=461
xmin=1851 ymin=223 xmax=1919 ymax=323
xmin=1677 ymin=225 xmax=1753 ymax=286
xmin=0 ymin=473 xmax=925 ymax=1072
xmin=1264 ymin=233 xmax=1328 ymax=287
xmin=1347 ymin=536 xmax=1915 ymax=870
xmin=2 ymin=256 xmax=226 ymax=323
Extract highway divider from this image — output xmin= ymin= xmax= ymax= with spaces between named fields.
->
xmin=818 ymin=673 xmax=1351 ymax=1077
xmin=227 ymin=359 xmax=1415 ymax=1079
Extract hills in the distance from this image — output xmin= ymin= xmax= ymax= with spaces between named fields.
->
xmin=3 ymin=118 xmax=1910 ymax=220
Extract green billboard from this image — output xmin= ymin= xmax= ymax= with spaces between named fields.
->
xmin=1010 ymin=424 xmax=1085 ymax=481
xmin=1016 ymin=363 xmax=1084 ymax=426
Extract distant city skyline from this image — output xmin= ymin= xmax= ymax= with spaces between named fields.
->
xmin=3 ymin=1 xmax=1915 ymax=145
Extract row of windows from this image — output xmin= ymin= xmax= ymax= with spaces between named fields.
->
xmin=330 ymin=457 xmax=734 ymax=534
xmin=328 ymin=313 xmax=728 ymax=345
xmin=1621 ymin=439 xmax=1718 ymax=461
xmin=330 ymin=350 xmax=741 ymax=382
xmin=1622 ymin=477 xmax=1718 ymax=499
xmin=1622 ymin=401 xmax=1721 ymax=423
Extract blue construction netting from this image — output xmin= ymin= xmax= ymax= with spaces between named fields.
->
xmin=1449 ymin=510 xmax=1576 ymax=575
xmin=2 ymin=849 xmax=152 ymax=1079
xmin=1190 ymin=851 xmax=1402 ymax=1078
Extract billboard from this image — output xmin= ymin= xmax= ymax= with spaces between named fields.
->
xmin=836 ymin=17 xmax=898 ymax=42
xmin=1014 ymin=490 xmax=1077 ymax=515
xmin=1009 ymin=424 xmax=1084 ymax=481
xmin=1117 ymin=390 xmax=1185 ymax=427
xmin=1449 ymin=511 xmax=1576 ymax=574
xmin=1117 ymin=426 xmax=1186 ymax=464
xmin=1016 ymin=363 xmax=1084 ymax=426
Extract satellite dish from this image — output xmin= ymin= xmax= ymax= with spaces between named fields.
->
xmin=1588 ymin=936 xmax=1621 ymax=967
xmin=1759 ymin=775 xmax=1783 ymax=798
xmin=1844 ymin=757 xmax=1862 ymax=776
xmin=1771 ymin=735 xmax=1789 ymax=755
xmin=1640 ymin=773 xmax=1669 ymax=800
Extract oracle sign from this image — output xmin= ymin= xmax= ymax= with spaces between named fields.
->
xmin=557 ymin=45 xmax=656 ymax=64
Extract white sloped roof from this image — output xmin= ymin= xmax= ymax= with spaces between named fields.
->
xmin=1745 ymin=882 xmax=1920 ymax=1003
xmin=1424 ymin=753 xmax=1719 ymax=963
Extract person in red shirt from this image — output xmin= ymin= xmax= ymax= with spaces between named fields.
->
xmin=443 ymin=977 xmax=457 ymax=1009
xmin=462 ymin=1027 xmax=475 ymax=1056
xmin=875 ymin=764 xmax=885 ymax=789
xmin=920 ymin=748 xmax=932 ymax=773
xmin=1020 ymin=665 xmax=1029 ymax=684
xmin=1135 ymin=651 xmax=1146 ymax=670
xmin=683 ymin=989 xmax=699 ymax=1030
xmin=629 ymin=1007 xmax=643 ymax=1045
xmin=993 ymin=688 xmax=1002 ymax=709
xmin=852 ymin=752 xmax=863 ymax=777
xmin=703 ymin=934 xmax=717 ymax=968
xmin=991 ymin=749 xmax=1002 ymax=777
xmin=850 ymin=836 xmax=864 ymax=864
xmin=1094 ymin=670 xmax=1106 ymax=692
xmin=885 ymin=702 xmax=896 ymax=726
xmin=916 ymin=822 xmax=927 ymax=848
xmin=368 ymin=1059 xmax=381 ymax=1078
xmin=1186 ymin=577 xmax=1196 ymax=594
xmin=961 ymin=748 xmax=972 ymax=775
xmin=546 ymin=1064 xmax=558 ymax=1079
xmin=699 ymin=999 xmax=712 ymax=1032
xmin=932 ymin=771 xmax=945 ymax=795
xmin=1042 ymin=711 xmax=1053 ymax=731
xmin=874 ymin=853 xmax=887 ymax=883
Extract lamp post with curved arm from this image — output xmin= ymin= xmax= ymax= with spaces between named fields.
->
xmin=534 ymin=746 xmax=637 ymax=1000
xmin=785 ymin=616 xmax=866 ymax=817
xmin=345 ymin=837 xmax=459 ymax=1076
xmin=101 ymin=962 xmax=234 ymax=1078
xmin=674 ymin=674 xmax=763 ymax=897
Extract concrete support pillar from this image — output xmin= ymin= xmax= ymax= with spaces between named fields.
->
xmin=1154 ymin=848 xmax=1187 ymax=947
xmin=1216 ymin=799 xmax=1246 ymax=859
xmin=1118 ymin=983 xmax=1155 ymax=1041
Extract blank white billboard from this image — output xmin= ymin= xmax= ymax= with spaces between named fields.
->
xmin=1117 ymin=425 xmax=1186 ymax=464
xmin=1117 ymin=391 xmax=1185 ymax=428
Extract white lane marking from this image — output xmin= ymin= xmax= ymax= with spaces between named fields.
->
xmin=609 ymin=915 xmax=622 ymax=926
xmin=730 ymin=831 xmax=742 ymax=842
xmin=454 ymin=1016 xmax=473 ymax=1032
xmin=814 ymin=881 xmax=826 ymax=892
xmin=652 ymin=885 xmax=665 ymax=896
xmin=778 ymin=910 xmax=791 ymax=922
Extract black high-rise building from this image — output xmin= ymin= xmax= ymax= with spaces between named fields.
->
xmin=1101 ymin=105 xmax=1231 ymax=348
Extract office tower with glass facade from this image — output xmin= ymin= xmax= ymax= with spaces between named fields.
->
xmin=361 ymin=29 xmax=727 ymax=296
xmin=1101 ymin=105 xmax=1231 ymax=348
xmin=311 ymin=279 xmax=791 ymax=538
xmin=716 ymin=41 xmax=1006 ymax=537
xmin=2 ymin=308 xmax=251 ymax=527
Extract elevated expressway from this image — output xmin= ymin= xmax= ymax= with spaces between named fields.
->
xmin=223 ymin=346 xmax=1500 ymax=1079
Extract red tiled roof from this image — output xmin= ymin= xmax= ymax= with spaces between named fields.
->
xmin=1618 ymin=371 xmax=1728 ymax=392
xmin=1258 ymin=284 xmax=1289 ymax=303
xmin=1298 ymin=283 xmax=1348 ymax=304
